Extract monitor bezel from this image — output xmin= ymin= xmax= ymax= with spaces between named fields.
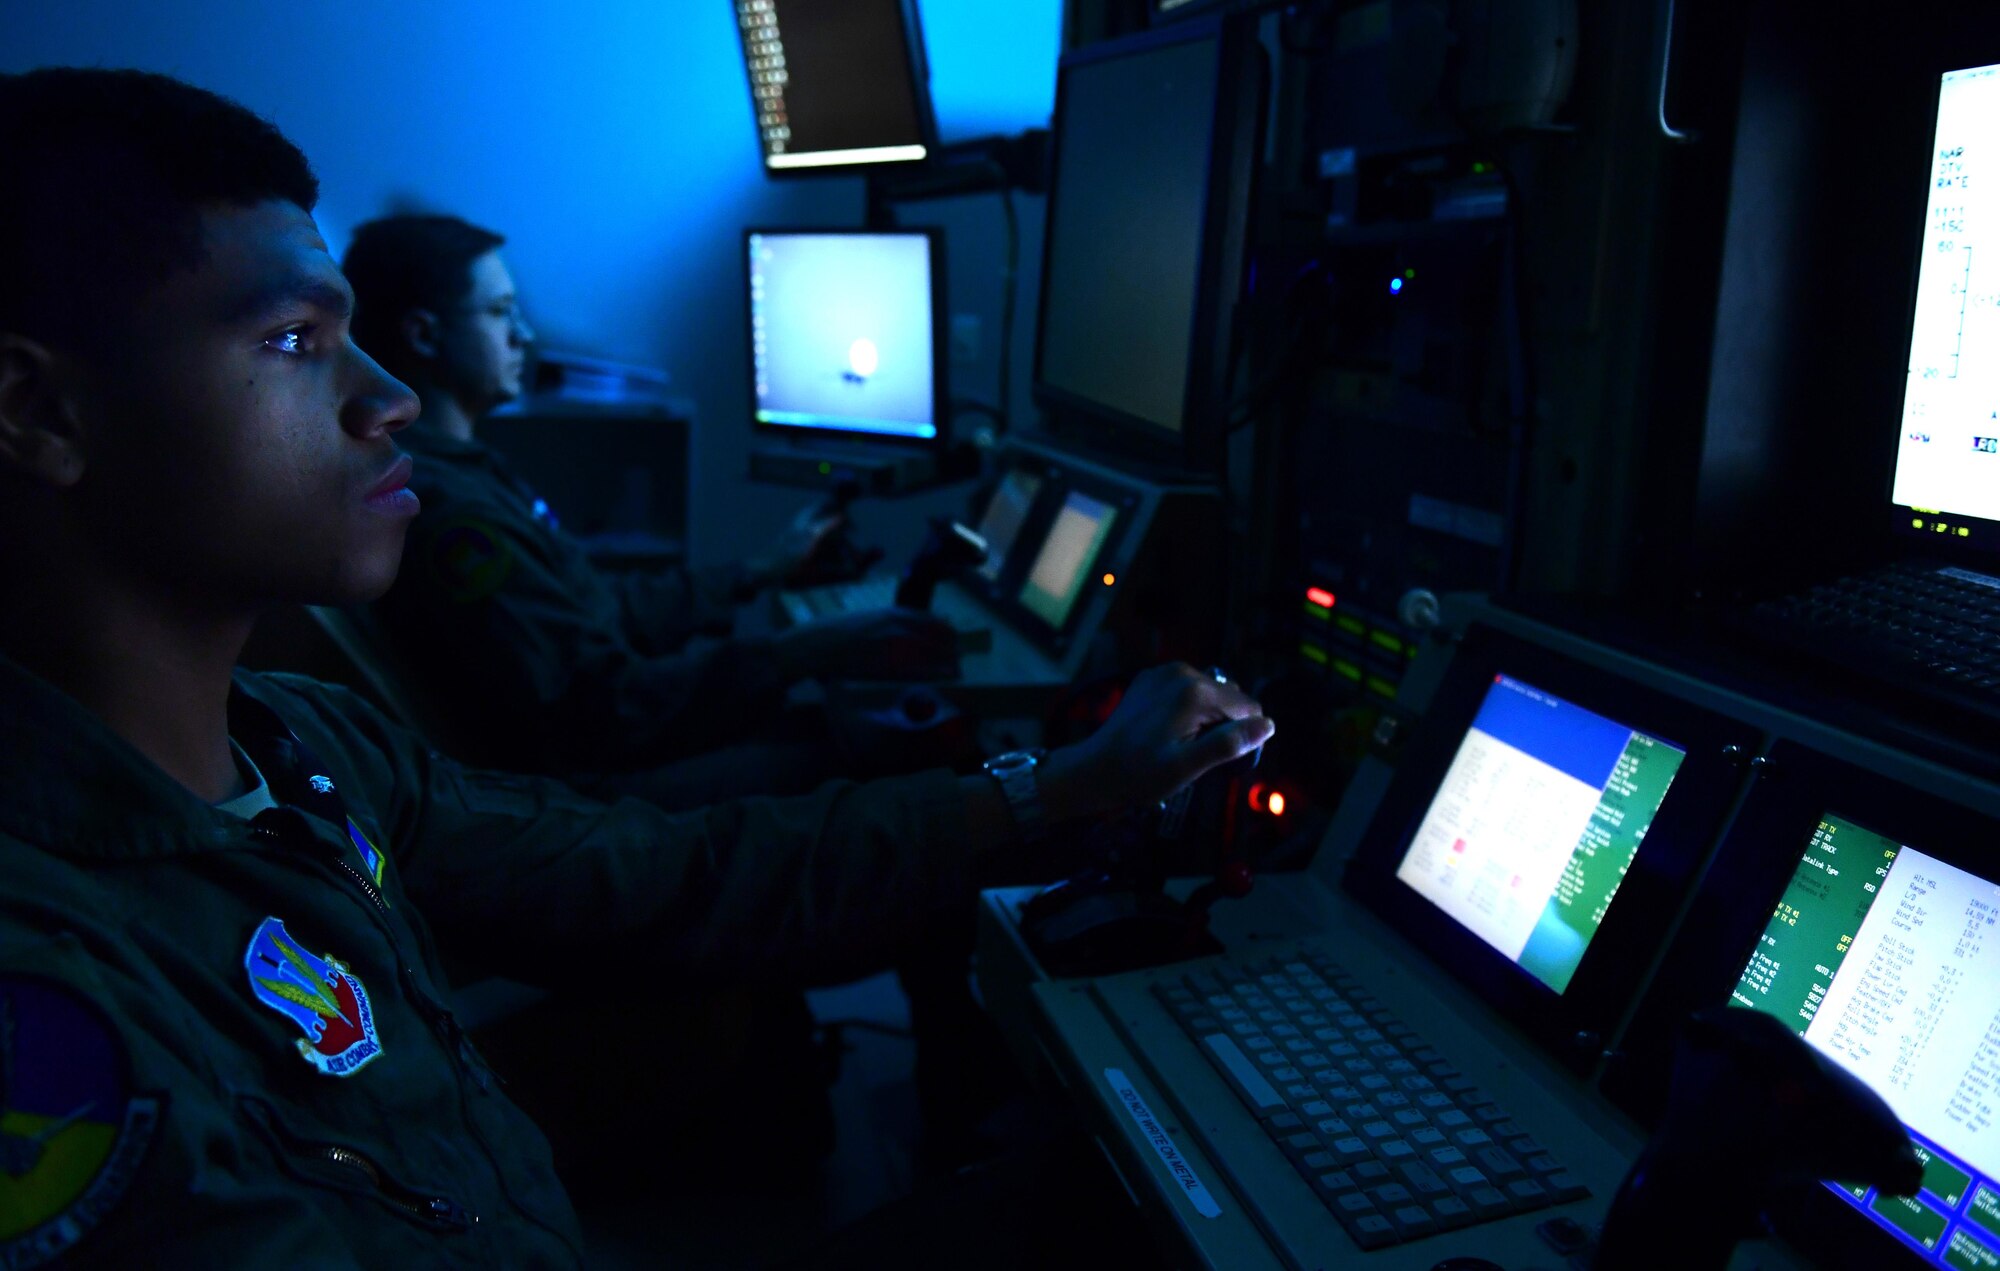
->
xmin=1029 ymin=16 xmax=1264 ymax=476
xmin=742 ymin=226 xmax=949 ymax=452
xmin=1341 ymin=623 xmax=1759 ymax=1073
xmin=734 ymin=0 xmax=940 ymax=179
xmin=1602 ymin=737 xmax=2000 ymax=1270
xmin=1889 ymin=61 xmax=2000 ymax=554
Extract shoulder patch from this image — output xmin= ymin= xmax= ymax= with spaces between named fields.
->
xmin=427 ymin=517 xmax=514 ymax=604
xmin=0 ymin=978 xmax=162 ymax=1268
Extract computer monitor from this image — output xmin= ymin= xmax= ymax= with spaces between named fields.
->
xmin=1733 ymin=811 xmax=2000 ymax=1267
xmin=732 ymin=0 xmax=936 ymax=174
xmin=1890 ymin=63 xmax=2000 ymax=541
xmin=1393 ymin=674 xmax=1689 ymax=994
xmin=746 ymin=229 xmax=946 ymax=445
xmin=1032 ymin=18 xmax=1264 ymax=474
xmin=1018 ymin=490 xmax=1120 ymax=630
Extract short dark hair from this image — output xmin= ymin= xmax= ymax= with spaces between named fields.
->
xmin=343 ymin=216 xmax=506 ymax=372
xmin=0 ymin=67 xmax=319 ymax=347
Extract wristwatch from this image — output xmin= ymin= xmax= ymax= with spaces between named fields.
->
xmin=983 ymin=749 xmax=1049 ymax=845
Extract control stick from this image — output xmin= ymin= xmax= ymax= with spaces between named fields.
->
xmin=794 ymin=474 xmax=883 ymax=585
xmin=894 ymin=518 xmax=989 ymax=610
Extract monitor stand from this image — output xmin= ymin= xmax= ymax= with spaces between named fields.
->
xmin=748 ymin=436 xmax=937 ymax=496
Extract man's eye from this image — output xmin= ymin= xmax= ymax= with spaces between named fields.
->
xmin=263 ymin=326 xmax=313 ymax=355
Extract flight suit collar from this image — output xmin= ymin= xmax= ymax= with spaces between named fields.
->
xmin=0 ymin=648 xmax=345 ymax=860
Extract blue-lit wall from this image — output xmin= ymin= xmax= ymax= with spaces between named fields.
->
xmin=0 ymin=0 xmax=1060 ymax=564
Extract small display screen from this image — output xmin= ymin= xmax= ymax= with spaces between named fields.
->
xmin=974 ymin=470 xmax=1043 ymax=582
xmin=734 ymin=0 xmax=929 ymax=172
xmin=1394 ymin=675 xmax=1687 ymax=993
xmin=1018 ymin=491 xmax=1118 ymax=629
xmin=749 ymin=232 xmax=938 ymax=441
xmin=1891 ymin=63 xmax=2000 ymax=529
xmin=1736 ymin=813 xmax=2000 ymax=1267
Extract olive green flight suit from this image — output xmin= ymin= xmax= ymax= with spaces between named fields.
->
xmin=0 ymin=652 xmax=966 ymax=1267
xmin=373 ymin=423 xmax=789 ymax=773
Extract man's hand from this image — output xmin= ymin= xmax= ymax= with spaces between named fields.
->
xmin=746 ymin=503 xmax=848 ymax=592
xmin=771 ymin=608 xmax=960 ymax=683
xmin=1038 ymin=664 xmax=1274 ymax=823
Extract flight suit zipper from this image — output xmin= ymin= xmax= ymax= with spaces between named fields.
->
xmin=322 ymin=1145 xmax=475 ymax=1231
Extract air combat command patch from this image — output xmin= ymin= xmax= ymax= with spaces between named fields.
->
xmin=244 ymin=918 xmax=382 ymax=1078
xmin=0 ymin=978 xmax=161 ymax=1268
xmin=428 ymin=517 xmax=514 ymax=604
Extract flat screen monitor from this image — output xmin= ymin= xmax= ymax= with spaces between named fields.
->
xmin=974 ymin=468 xmax=1044 ymax=582
xmin=746 ymin=229 xmax=945 ymax=444
xmin=1891 ymin=63 xmax=2000 ymax=540
xmin=1393 ymin=674 xmax=1689 ymax=994
xmin=1735 ymin=812 xmax=2000 ymax=1267
xmin=1018 ymin=490 xmax=1119 ymax=629
xmin=1032 ymin=19 xmax=1262 ymax=473
xmin=733 ymin=0 xmax=936 ymax=174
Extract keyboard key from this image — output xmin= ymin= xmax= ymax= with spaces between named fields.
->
xmin=1280 ymin=1131 xmax=1322 ymax=1155
xmin=1453 ymin=1129 xmax=1494 ymax=1149
xmin=1526 ymin=1154 xmax=1564 ymax=1175
xmin=1297 ymin=1052 xmax=1331 ymax=1069
xmin=1270 ymin=1023 xmax=1301 ymax=1038
xmin=1329 ymin=1137 xmax=1373 ymax=1166
xmin=1436 ymin=1110 xmax=1473 ymax=1128
xmin=1266 ymin=1111 xmax=1304 ymax=1133
xmin=1446 ymin=1166 xmax=1491 ymax=1194
xmin=1508 ymin=1136 xmax=1547 ymax=1158
xmin=1244 ymin=1033 xmax=1276 ymax=1049
xmin=1490 ymin=1120 xmax=1523 ymax=1139
xmin=1376 ymin=1092 xmax=1409 ymax=1109
xmin=1298 ymin=1100 xmax=1333 ymax=1119
xmin=1257 ymin=1050 xmax=1288 ymax=1067
xmin=1430 ymin=1147 xmax=1469 ymax=1169
xmin=1389 ymin=1204 xmax=1437 ymax=1239
xmin=1313 ymin=1170 xmax=1359 ymax=1199
xmin=1401 ymin=1164 xmax=1451 ymax=1198
xmin=1545 ymin=1172 xmax=1590 ymax=1202
xmin=1271 ymin=1067 xmax=1304 ymax=1083
xmin=1369 ymin=1183 xmax=1414 ymax=1207
xmin=1342 ymin=1103 xmax=1379 ymax=1122
xmin=1361 ymin=1120 xmax=1397 ymax=1141
xmin=1282 ymin=1084 xmax=1316 ymax=1102
xmin=1334 ymin=1192 xmax=1376 ymax=1219
xmin=1300 ymin=1151 xmax=1339 ymax=1173
xmin=1379 ymin=1140 xmax=1416 ymax=1162
xmin=1470 ymin=1104 xmax=1509 ymax=1125
xmin=1314 ymin=1119 xmax=1352 ymax=1138
xmin=1392 ymin=1110 xmax=1428 ymax=1129
xmin=1344 ymin=1213 xmax=1397 ymax=1250
xmin=1431 ymin=1196 xmax=1473 ymax=1229
xmin=1352 ymin=1160 xmax=1393 ymax=1185
xmin=1418 ymin=1092 xmax=1453 ymax=1110
xmin=1476 ymin=1148 xmax=1524 ymax=1179
xmin=1198 ymin=1033 xmax=1287 ymax=1112
xmin=1506 ymin=1178 xmax=1553 ymax=1210
xmin=1467 ymin=1186 xmax=1513 ymax=1219
xmin=1410 ymin=1128 xmax=1447 ymax=1148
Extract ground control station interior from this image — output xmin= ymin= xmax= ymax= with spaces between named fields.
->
xmin=3 ymin=2 xmax=2000 ymax=1268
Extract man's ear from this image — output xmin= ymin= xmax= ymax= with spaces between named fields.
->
xmin=0 ymin=334 xmax=86 ymax=490
xmin=400 ymin=308 xmax=442 ymax=362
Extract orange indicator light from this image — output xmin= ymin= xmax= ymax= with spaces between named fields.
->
xmin=1267 ymin=792 xmax=1288 ymax=818
xmin=1102 ymin=573 xmax=1116 ymax=586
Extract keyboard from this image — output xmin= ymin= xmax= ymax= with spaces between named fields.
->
xmin=1748 ymin=563 xmax=2000 ymax=701
xmin=1152 ymin=945 xmax=1588 ymax=1251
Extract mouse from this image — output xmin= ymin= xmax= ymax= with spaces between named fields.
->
xmin=1020 ymin=872 xmax=1221 ymax=978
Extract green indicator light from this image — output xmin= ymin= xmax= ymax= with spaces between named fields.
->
xmin=1334 ymin=615 xmax=1367 ymax=638
xmin=818 ymin=461 xmax=832 ymax=476
xmin=1403 ymin=267 xmax=1417 ymax=280
xmin=1370 ymin=631 xmax=1403 ymax=656
xmin=1471 ymin=162 xmax=1489 ymax=174
xmin=1299 ymin=643 xmax=1329 ymax=666
xmin=1304 ymin=602 xmax=1331 ymax=621
xmin=1366 ymin=675 xmax=1398 ymax=699
xmin=1331 ymin=659 xmax=1363 ymax=682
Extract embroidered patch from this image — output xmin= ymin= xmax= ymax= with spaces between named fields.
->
xmin=429 ymin=517 xmax=514 ymax=604
xmin=0 ymin=979 xmax=162 ymax=1267
xmin=244 ymin=918 xmax=382 ymax=1078
xmin=345 ymin=818 xmax=387 ymax=889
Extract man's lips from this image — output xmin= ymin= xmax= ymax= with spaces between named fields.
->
xmin=364 ymin=454 xmax=419 ymax=515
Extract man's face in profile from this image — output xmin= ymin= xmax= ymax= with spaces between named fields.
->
xmin=434 ymin=249 xmax=533 ymax=412
xmin=67 ymin=199 xmax=422 ymax=609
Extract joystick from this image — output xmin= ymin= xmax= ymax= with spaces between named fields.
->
xmin=894 ymin=518 xmax=989 ymax=610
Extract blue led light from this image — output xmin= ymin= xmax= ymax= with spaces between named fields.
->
xmin=1389 ymin=277 xmax=1404 ymax=294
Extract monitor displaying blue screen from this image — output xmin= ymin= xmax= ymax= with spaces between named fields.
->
xmin=749 ymin=231 xmax=939 ymax=441
xmin=1737 ymin=813 xmax=2000 ymax=1267
xmin=1395 ymin=675 xmax=1687 ymax=993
